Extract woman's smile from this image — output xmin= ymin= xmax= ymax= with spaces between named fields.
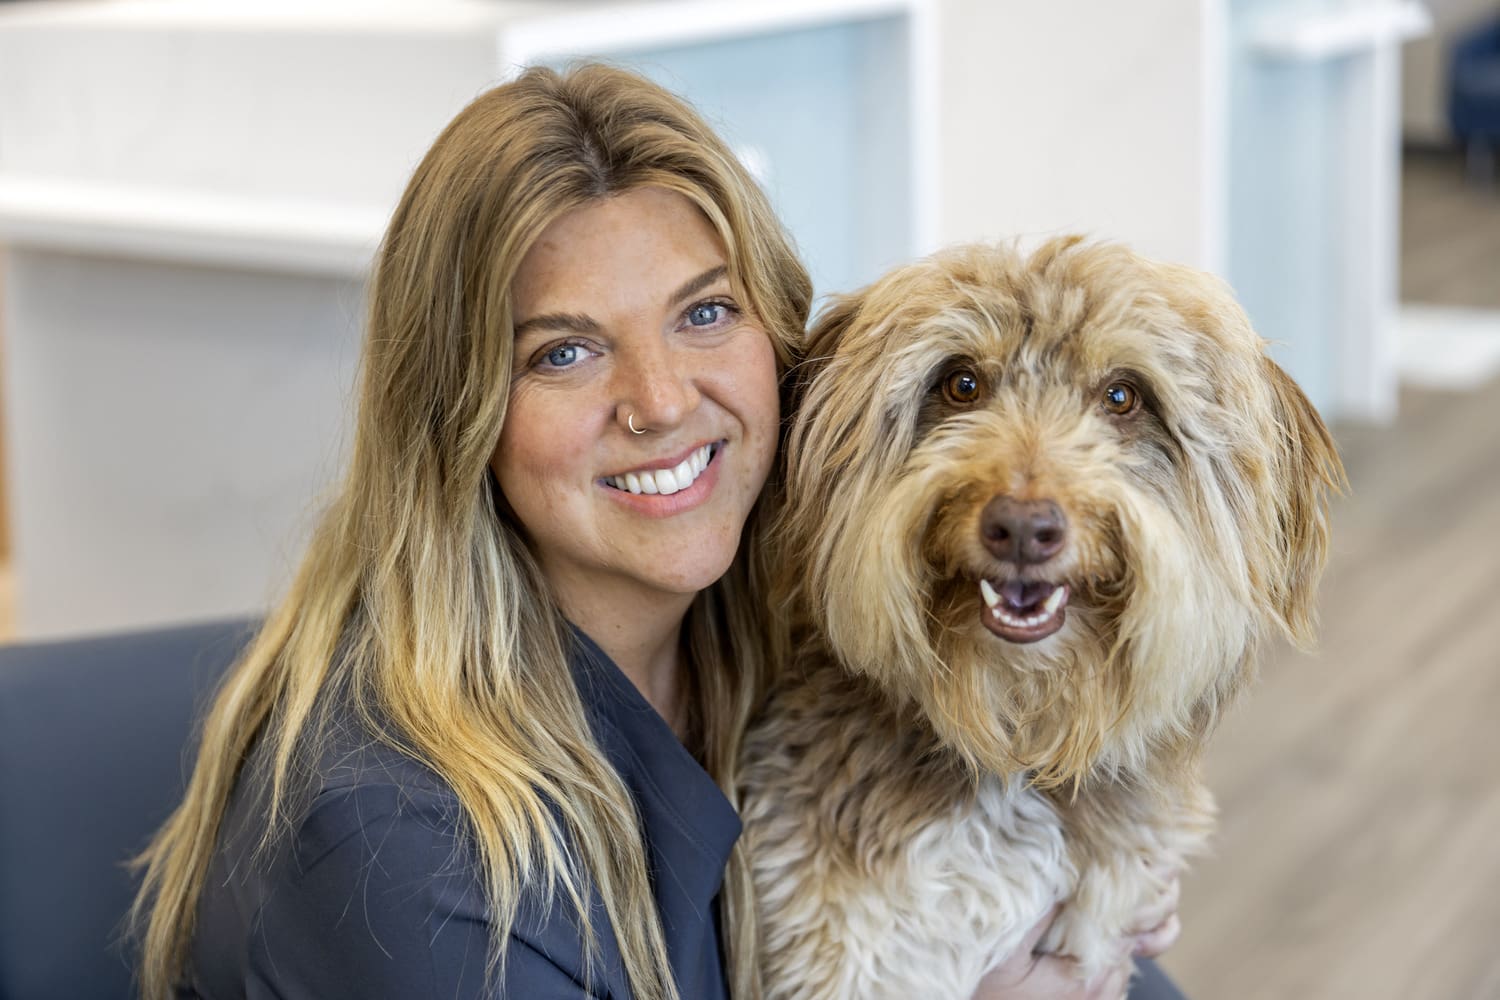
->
xmin=603 ymin=440 xmax=722 ymax=497
xmin=598 ymin=440 xmax=727 ymax=518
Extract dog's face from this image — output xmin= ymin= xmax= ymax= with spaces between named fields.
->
xmin=777 ymin=239 xmax=1343 ymax=784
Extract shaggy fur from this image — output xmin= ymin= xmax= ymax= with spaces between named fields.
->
xmin=739 ymin=239 xmax=1344 ymax=999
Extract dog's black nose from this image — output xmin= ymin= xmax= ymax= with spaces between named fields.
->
xmin=980 ymin=496 xmax=1067 ymax=565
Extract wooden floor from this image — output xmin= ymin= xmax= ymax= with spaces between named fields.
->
xmin=1163 ymin=152 xmax=1500 ymax=1000
xmin=1401 ymin=150 xmax=1500 ymax=307
xmin=1161 ymin=377 xmax=1500 ymax=1000
xmin=0 ymin=563 xmax=13 ymax=641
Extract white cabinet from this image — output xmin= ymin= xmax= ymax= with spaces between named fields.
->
xmin=1228 ymin=0 xmax=1428 ymax=423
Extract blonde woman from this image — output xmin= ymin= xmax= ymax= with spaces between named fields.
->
xmin=132 ymin=63 xmax=1184 ymax=1000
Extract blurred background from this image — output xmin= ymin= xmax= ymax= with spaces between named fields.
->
xmin=0 ymin=0 xmax=1495 ymax=997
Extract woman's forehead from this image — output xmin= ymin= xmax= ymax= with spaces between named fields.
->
xmin=512 ymin=188 xmax=732 ymax=323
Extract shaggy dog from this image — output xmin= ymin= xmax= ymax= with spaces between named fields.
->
xmin=739 ymin=239 xmax=1343 ymax=999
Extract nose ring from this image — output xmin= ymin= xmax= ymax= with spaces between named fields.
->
xmin=628 ymin=413 xmax=648 ymax=435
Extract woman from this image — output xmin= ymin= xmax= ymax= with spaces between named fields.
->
xmin=132 ymin=63 xmax=1180 ymax=999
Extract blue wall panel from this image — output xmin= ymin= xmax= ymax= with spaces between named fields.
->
xmin=550 ymin=15 xmax=913 ymax=304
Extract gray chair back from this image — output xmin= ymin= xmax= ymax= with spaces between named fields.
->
xmin=0 ymin=619 xmax=255 ymax=1000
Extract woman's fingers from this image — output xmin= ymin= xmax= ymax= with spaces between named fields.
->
xmin=1128 ymin=862 xmax=1183 ymax=959
xmin=1022 ymin=953 xmax=1130 ymax=999
xmin=1021 ymin=903 xmax=1062 ymax=955
xmin=974 ymin=882 xmax=1180 ymax=999
xmin=1090 ymin=960 xmax=1133 ymax=999
xmin=978 ymin=905 xmax=1061 ymax=990
xmin=1132 ymin=912 xmax=1182 ymax=958
xmin=971 ymin=905 xmax=1133 ymax=1000
xmin=1127 ymin=865 xmax=1181 ymax=935
xmin=971 ymin=951 xmax=1128 ymax=1000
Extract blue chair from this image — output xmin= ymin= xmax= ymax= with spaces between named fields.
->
xmin=0 ymin=619 xmax=255 ymax=1000
xmin=1449 ymin=15 xmax=1500 ymax=182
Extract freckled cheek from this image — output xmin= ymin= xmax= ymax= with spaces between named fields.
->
xmin=709 ymin=338 xmax=780 ymax=478
xmin=731 ymin=335 xmax=781 ymax=418
xmin=491 ymin=397 xmax=603 ymax=517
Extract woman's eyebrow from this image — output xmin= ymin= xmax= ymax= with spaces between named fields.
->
xmin=513 ymin=266 xmax=728 ymax=338
xmin=513 ymin=312 xmax=601 ymax=338
xmin=667 ymin=265 xmax=728 ymax=307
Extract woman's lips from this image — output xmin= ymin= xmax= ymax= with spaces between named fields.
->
xmin=602 ymin=442 xmax=718 ymax=496
xmin=598 ymin=440 xmax=725 ymax=518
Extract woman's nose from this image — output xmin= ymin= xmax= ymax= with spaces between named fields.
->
xmin=613 ymin=338 xmax=700 ymax=435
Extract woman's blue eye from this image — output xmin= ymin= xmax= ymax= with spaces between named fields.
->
xmin=544 ymin=344 xmax=580 ymax=367
xmin=687 ymin=303 xmax=724 ymax=327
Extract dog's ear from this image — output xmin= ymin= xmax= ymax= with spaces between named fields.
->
xmin=1259 ymin=357 xmax=1345 ymax=646
xmin=1154 ymin=260 xmax=1344 ymax=646
xmin=790 ymin=291 xmax=864 ymax=411
xmin=772 ymin=289 xmax=866 ymax=613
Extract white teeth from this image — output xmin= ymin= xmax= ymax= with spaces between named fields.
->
xmin=992 ymin=605 xmax=1052 ymax=628
xmin=1043 ymin=586 xmax=1067 ymax=614
xmin=979 ymin=578 xmax=1000 ymax=608
xmin=607 ymin=443 xmax=717 ymax=495
xmin=987 ymin=584 xmax=1069 ymax=630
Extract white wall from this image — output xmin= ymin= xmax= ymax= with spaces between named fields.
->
xmin=936 ymin=0 xmax=1216 ymax=270
xmin=0 ymin=1 xmax=505 ymax=638
xmin=1 ymin=250 xmax=364 ymax=638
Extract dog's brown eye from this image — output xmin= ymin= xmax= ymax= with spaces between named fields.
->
xmin=1102 ymin=382 xmax=1139 ymax=415
xmin=944 ymin=370 xmax=982 ymax=404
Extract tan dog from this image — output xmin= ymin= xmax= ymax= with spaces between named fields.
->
xmin=739 ymin=239 xmax=1343 ymax=999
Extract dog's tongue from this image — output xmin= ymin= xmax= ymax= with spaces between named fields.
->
xmin=1001 ymin=579 xmax=1057 ymax=611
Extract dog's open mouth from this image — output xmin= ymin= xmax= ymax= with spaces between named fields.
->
xmin=978 ymin=578 xmax=1069 ymax=643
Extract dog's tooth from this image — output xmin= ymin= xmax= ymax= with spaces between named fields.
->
xmin=979 ymin=579 xmax=1000 ymax=608
xmin=1043 ymin=586 xmax=1067 ymax=614
xmin=624 ymin=473 xmax=641 ymax=494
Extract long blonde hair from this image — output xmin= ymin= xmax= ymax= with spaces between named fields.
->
xmin=131 ymin=63 xmax=811 ymax=1000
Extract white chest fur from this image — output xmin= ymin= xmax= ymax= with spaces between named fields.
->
xmin=741 ymin=694 xmax=1075 ymax=1000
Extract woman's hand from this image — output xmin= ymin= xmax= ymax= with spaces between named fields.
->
xmin=970 ymin=867 xmax=1183 ymax=1000
xmin=969 ymin=906 xmax=1129 ymax=1000
xmin=1129 ymin=860 xmax=1183 ymax=959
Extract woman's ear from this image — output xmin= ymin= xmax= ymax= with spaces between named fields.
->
xmin=1261 ymin=356 xmax=1346 ymax=647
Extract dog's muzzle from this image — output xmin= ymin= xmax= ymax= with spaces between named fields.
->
xmin=977 ymin=495 xmax=1071 ymax=642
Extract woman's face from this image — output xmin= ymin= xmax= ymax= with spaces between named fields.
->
xmin=492 ymin=186 xmax=781 ymax=616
